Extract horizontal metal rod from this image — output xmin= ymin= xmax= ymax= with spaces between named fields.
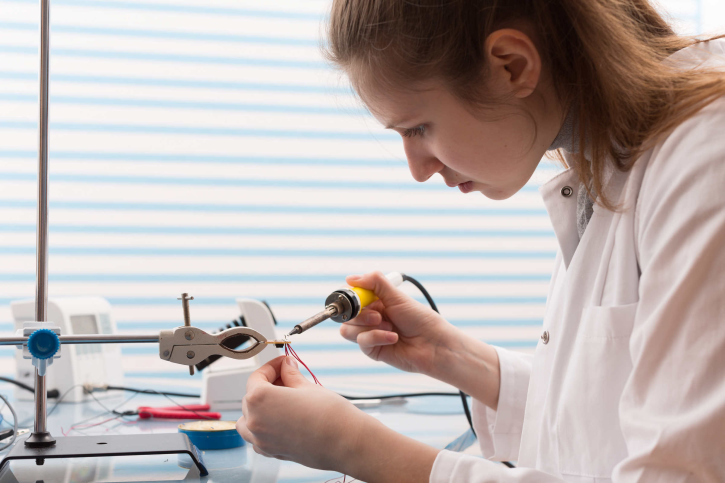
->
xmin=0 ymin=334 xmax=160 ymax=346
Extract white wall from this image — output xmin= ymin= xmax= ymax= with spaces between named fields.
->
xmin=0 ymin=0 xmax=721 ymax=392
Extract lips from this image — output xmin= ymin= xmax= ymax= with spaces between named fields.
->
xmin=458 ymin=181 xmax=473 ymax=193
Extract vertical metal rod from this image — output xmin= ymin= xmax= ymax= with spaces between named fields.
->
xmin=178 ymin=294 xmax=194 ymax=375
xmin=30 ymin=0 xmax=53 ymax=445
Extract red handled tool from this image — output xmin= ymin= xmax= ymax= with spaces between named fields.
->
xmin=137 ymin=404 xmax=221 ymax=420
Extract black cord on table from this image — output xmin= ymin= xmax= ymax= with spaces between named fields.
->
xmin=105 ymin=385 xmax=199 ymax=399
xmin=0 ymin=376 xmax=60 ymax=398
xmin=401 ymin=273 xmax=515 ymax=468
xmin=106 ymin=385 xmax=462 ymax=401
xmin=340 ymin=392 xmax=459 ymax=400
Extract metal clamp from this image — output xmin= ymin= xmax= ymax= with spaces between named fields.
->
xmin=158 ymin=326 xmax=270 ymax=367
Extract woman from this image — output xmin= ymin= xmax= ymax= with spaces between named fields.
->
xmin=236 ymin=1 xmax=725 ymax=481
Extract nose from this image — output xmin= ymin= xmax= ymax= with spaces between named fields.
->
xmin=404 ymin=143 xmax=444 ymax=183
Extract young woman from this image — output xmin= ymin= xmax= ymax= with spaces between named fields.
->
xmin=236 ymin=1 xmax=725 ymax=481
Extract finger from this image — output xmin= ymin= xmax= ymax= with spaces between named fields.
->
xmin=235 ymin=417 xmax=257 ymax=446
xmin=340 ymin=320 xmax=394 ymax=343
xmin=356 ymin=328 xmax=399 ymax=348
xmin=252 ymin=445 xmax=274 ymax=458
xmin=246 ymin=356 xmax=286 ymax=392
xmin=280 ymin=356 xmax=311 ymax=388
xmin=343 ymin=309 xmax=382 ymax=327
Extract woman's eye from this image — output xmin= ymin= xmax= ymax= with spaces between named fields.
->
xmin=402 ymin=125 xmax=425 ymax=138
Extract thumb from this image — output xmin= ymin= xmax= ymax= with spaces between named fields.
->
xmin=346 ymin=271 xmax=407 ymax=306
xmin=280 ymin=356 xmax=310 ymax=388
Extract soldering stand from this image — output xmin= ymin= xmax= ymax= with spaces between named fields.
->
xmin=0 ymin=1 xmax=208 ymax=476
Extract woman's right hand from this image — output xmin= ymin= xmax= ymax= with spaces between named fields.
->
xmin=339 ymin=271 xmax=458 ymax=377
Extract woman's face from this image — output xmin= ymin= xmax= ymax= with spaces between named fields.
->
xmin=365 ymin=80 xmax=563 ymax=200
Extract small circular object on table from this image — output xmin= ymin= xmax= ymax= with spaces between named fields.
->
xmin=178 ymin=420 xmax=245 ymax=450
xmin=27 ymin=328 xmax=60 ymax=360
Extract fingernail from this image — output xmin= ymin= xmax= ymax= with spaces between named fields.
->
xmin=386 ymin=332 xmax=397 ymax=343
xmin=347 ymin=275 xmax=361 ymax=281
xmin=287 ymin=356 xmax=298 ymax=368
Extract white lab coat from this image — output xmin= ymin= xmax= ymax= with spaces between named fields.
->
xmin=430 ymin=40 xmax=725 ymax=482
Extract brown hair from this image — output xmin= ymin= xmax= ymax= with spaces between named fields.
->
xmin=324 ymin=0 xmax=725 ymax=209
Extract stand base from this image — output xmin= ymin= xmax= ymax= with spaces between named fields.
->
xmin=23 ymin=432 xmax=56 ymax=448
xmin=0 ymin=433 xmax=208 ymax=476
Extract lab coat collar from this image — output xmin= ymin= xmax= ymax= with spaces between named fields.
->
xmin=539 ymin=155 xmax=627 ymax=270
xmin=539 ymin=168 xmax=581 ymax=269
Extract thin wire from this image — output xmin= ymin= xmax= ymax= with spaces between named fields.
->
xmin=325 ymin=476 xmax=357 ymax=483
xmin=79 ymin=391 xmax=140 ymax=425
xmin=48 ymin=384 xmax=85 ymax=418
xmin=108 ymin=387 xmax=215 ymax=420
xmin=0 ymin=393 xmax=18 ymax=452
xmin=286 ymin=346 xmax=357 ymax=483
xmin=285 ymin=344 xmax=321 ymax=385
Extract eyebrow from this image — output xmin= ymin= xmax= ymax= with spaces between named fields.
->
xmin=385 ymin=118 xmax=416 ymax=129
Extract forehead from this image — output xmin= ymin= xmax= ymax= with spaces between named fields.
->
xmin=355 ymin=77 xmax=448 ymax=128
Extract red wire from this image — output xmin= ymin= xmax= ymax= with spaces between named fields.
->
xmin=285 ymin=344 xmax=322 ymax=386
xmin=286 ymin=345 xmax=357 ymax=483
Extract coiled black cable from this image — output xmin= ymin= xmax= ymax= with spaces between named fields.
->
xmin=401 ymin=274 xmax=515 ymax=468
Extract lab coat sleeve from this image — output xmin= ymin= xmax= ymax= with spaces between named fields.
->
xmin=613 ymin=99 xmax=725 ymax=481
xmin=430 ymin=348 xmax=554 ymax=483
xmin=472 ymin=346 xmax=533 ymax=461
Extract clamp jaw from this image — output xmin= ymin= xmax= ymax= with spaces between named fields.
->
xmin=158 ymin=326 xmax=283 ymax=367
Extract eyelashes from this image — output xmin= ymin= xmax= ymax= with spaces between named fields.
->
xmin=402 ymin=125 xmax=425 ymax=138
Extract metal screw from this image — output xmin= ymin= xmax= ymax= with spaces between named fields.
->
xmin=178 ymin=293 xmax=194 ymax=327
xmin=185 ymin=330 xmax=194 ymax=341
xmin=186 ymin=351 xmax=195 ymax=359
xmin=162 ymin=350 xmax=170 ymax=358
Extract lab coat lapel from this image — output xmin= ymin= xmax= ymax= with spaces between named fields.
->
xmin=539 ymin=168 xmax=580 ymax=269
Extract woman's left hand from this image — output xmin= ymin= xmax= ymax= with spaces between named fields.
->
xmin=236 ymin=355 xmax=368 ymax=471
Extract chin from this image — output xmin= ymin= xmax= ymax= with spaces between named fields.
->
xmin=479 ymin=187 xmax=516 ymax=201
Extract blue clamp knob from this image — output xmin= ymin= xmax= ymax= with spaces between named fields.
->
xmin=27 ymin=328 xmax=60 ymax=360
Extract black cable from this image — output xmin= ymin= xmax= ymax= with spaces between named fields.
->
xmin=401 ymin=273 xmax=514 ymax=468
xmin=106 ymin=385 xmax=464 ymax=401
xmin=341 ymin=392 xmax=460 ymax=400
xmin=401 ymin=274 xmax=439 ymax=313
xmin=458 ymin=391 xmax=476 ymax=438
xmin=0 ymin=376 xmax=59 ymax=398
xmin=105 ymin=385 xmax=199 ymax=398
xmin=401 ymin=274 xmax=475 ymax=435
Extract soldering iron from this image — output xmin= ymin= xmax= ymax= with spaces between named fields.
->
xmin=287 ymin=272 xmax=405 ymax=336
xmin=286 ymin=272 xmax=516 ymax=468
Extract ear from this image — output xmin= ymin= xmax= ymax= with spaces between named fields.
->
xmin=485 ymin=29 xmax=542 ymax=98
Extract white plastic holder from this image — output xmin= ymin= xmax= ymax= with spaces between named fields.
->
xmin=17 ymin=321 xmax=61 ymax=377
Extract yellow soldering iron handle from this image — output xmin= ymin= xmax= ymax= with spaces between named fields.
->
xmin=349 ymin=272 xmax=405 ymax=310
xmin=350 ymin=286 xmax=379 ymax=309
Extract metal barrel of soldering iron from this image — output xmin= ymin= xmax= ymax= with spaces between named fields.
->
xmin=288 ymin=272 xmax=404 ymax=335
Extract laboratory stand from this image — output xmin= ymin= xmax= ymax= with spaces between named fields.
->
xmin=0 ymin=384 xmax=475 ymax=483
